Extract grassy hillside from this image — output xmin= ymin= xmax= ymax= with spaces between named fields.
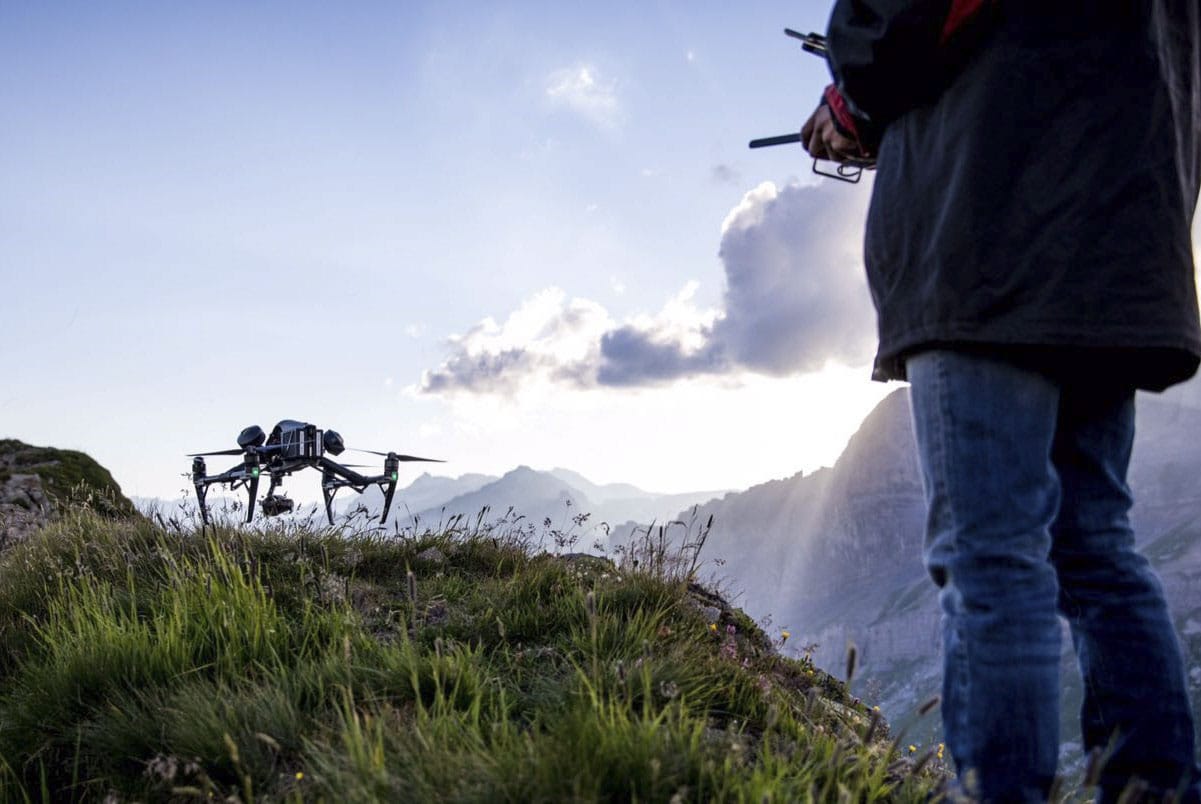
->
xmin=0 ymin=508 xmax=945 ymax=802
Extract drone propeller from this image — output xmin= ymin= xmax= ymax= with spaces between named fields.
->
xmin=350 ymin=448 xmax=445 ymax=463
xmin=187 ymin=448 xmax=246 ymax=457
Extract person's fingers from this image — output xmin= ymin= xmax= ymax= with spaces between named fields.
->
xmin=825 ymin=132 xmax=862 ymax=163
xmin=801 ymin=108 xmax=823 ymax=156
xmin=808 ymin=129 xmax=829 ymax=160
xmin=801 ymin=110 xmax=816 ymax=143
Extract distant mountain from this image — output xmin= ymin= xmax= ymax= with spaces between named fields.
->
xmin=640 ymin=385 xmax=1201 ymax=757
xmin=343 ymin=471 xmax=498 ymax=521
xmin=548 ymin=468 xmax=655 ymax=504
xmin=388 ymin=466 xmax=726 ymax=543
xmin=411 ymin=465 xmax=586 ymax=530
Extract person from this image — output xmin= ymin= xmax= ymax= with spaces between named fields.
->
xmin=801 ymin=2 xmax=1201 ymax=801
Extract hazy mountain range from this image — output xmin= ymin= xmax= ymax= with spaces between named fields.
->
xmin=342 ymin=466 xmax=729 ymax=538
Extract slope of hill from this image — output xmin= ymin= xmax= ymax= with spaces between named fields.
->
xmin=0 ymin=505 xmax=946 ymax=801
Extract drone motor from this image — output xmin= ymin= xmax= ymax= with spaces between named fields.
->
xmin=238 ymin=425 xmax=266 ymax=449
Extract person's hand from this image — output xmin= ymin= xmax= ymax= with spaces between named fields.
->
xmin=801 ymin=104 xmax=864 ymax=163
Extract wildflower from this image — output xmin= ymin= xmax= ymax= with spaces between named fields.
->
xmin=872 ymin=705 xmax=880 ymax=712
xmin=295 ymin=771 xmax=304 ymax=780
xmin=781 ymin=630 xmax=790 ymax=642
xmin=726 ymin=624 xmax=736 ymax=636
xmin=709 ymin=623 xmax=718 ymax=633
xmin=908 ymin=744 xmax=917 ymax=754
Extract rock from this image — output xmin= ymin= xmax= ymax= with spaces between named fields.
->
xmin=416 ymin=547 xmax=446 ymax=565
xmin=0 ymin=439 xmax=136 ymax=552
xmin=0 ymin=473 xmax=53 ymax=551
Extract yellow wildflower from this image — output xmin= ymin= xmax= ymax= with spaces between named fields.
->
xmin=295 ymin=771 xmax=304 ymax=780
xmin=709 ymin=623 xmax=718 ymax=632
xmin=908 ymin=744 xmax=917 ymax=754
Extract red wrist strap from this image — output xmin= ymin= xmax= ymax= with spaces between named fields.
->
xmin=823 ymin=84 xmax=863 ymax=150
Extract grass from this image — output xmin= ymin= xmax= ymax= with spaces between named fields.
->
xmin=0 ymin=505 xmax=947 ymax=802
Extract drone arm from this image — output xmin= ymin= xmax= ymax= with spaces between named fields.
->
xmin=317 ymin=457 xmax=373 ymax=487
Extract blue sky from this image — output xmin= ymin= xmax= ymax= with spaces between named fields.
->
xmin=3 ymin=1 xmax=900 ymax=502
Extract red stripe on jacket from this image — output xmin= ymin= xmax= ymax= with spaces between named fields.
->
xmin=823 ymin=84 xmax=863 ymax=149
xmin=941 ymin=0 xmax=986 ymax=45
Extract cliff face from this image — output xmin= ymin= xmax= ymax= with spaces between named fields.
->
xmin=687 ymin=387 xmax=1201 ymax=754
xmin=0 ymin=439 xmax=135 ymax=549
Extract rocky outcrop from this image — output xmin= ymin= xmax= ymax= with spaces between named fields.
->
xmin=0 ymin=470 xmax=54 ymax=549
xmin=0 ymin=439 xmax=135 ymax=550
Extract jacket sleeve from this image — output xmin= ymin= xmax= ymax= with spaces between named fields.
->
xmin=825 ymin=0 xmax=996 ymax=132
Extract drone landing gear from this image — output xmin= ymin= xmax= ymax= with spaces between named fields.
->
xmin=319 ymin=459 xmax=399 ymax=526
xmin=244 ymin=472 xmax=260 ymax=523
xmin=190 ymin=457 xmax=260 ymax=525
xmin=192 ymin=457 xmax=211 ymax=525
xmin=321 ymin=473 xmax=339 ymax=526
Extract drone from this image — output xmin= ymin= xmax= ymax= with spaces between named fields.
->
xmin=188 ymin=420 xmax=443 ymax=525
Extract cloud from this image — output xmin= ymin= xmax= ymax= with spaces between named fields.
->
xmin=707 ymin=181 xmax=876 ymax=375
xmin=418 ymin=181 xmax=876 ymax=395
xmin=419 ymin=289 xmax=614 ymax=395
xmin=545 ymin=65 xmax=622 ymax=129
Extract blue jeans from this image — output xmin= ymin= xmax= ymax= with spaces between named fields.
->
xmin=907 ymin=350 xmax=1199 ymax=803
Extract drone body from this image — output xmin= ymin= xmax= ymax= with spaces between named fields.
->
xmin=188 ymin=420 xmax=442 ymax=525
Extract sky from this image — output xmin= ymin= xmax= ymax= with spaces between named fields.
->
xmin=3 ymin=1 xmax=903 ymax=503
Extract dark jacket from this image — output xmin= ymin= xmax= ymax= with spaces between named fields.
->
xmin=824 ymin=0 xmax=1201 ymax=390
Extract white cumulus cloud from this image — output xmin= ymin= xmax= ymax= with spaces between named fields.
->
xmin=545 ymin=64 xmax=622 ymax=129
xmin=419 ymin=180 xmax=877 ymax=395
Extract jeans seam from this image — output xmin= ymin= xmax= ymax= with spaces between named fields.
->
xmin=929 ymin=353 xmax=972 ymax=764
